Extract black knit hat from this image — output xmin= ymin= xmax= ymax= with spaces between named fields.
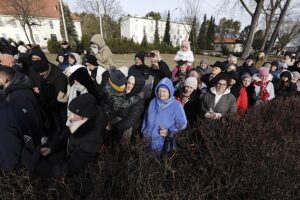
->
xmin=62 ymin=41 xmax=68 ymax=45
xmin=177 ymin=60 xmax=188 ymax=66
xmin=85 ymin=55 xmax=98 ymax=66
xmin=68 ymin=93 xmax=98 ymax=118
xmin=32 ymin=60 xmax=49 ymax=73
xmin=280 ymin=71 xmax=292 ymax=80
xmin=69 ymin=67 xmax=94 ymax=87
xmin=135 ymin=52 xmax=145 ymax=63
xmin=110 ymin=69 xmax=127 ymax=87
xmin=271 ymin=61 xmax=280 ymax=68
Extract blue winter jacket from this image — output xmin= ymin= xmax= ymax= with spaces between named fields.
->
xmin=142 ymin=78 xmax=187 ymax=153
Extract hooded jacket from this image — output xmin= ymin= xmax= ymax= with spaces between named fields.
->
xmin=142 ymin=78 xmax=187 ymax=153
xmin=1 ymin=72 xmax=45 ymax=144
xmin=90 ymin=34 xmax=113 ymax=70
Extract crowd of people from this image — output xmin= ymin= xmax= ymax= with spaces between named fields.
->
xmin=0 ymin=35 xmax=299 ymax=178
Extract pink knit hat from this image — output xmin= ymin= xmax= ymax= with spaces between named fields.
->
xmin=258 ymin=67 xmax=270 ymax=77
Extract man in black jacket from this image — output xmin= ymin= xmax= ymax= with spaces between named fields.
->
xmin=26 ymin=94 xmax=107 ymax=178
xmin=0 ymin=97 xmax=28 ymax=170
xmin=32 ymin=59 xmax=68 ymax=136
xmin=0 ymin=66 xmax=45 ymax=145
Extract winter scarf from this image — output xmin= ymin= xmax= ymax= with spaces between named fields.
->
xmin=253 ymin=80 xmax=270 ymax=101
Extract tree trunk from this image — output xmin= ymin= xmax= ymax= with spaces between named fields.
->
xmin=265 ymin=0 xmax=292 ymax=58
xmin=21 ymin=24 xmax=31 ymax=44
xmin=260 ymin=13 xmax=274 ymax=51
xmin=241 ymin=0 xmax=265 ymax=59
xmin=27 ymin=23 xmax=36 ymax=45
xmin=296 ymin=46 xmax=300 ymax=59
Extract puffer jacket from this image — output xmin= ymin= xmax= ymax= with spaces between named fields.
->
xmin=90 ymin=34 xmax=113 ymax=70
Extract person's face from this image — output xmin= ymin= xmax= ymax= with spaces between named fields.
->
xmin=68 ymin=112 xmax=84 ymax=123
xmin=150 ymin=57 xmax=159 ymax=69
xmin=260 ymin=75 xmax=269 ymax=82
xmin=227 ymin=65 xmax=236 ymax=72
xmin=212 ymin=66 xmax=221 ymax=75
xmin=181 ymin=45 xmax=188 ymax=52
xmin=216 ymin=80 xmax=227 ymax=94
xmin=62 ymin=44 xmax=68 ymax=49
xmin=271 ymin=65 xmax=277 ymax=72
xmin=200 ymin=63 xmax=207 ymax=69
xmin=0 ymin=74 xmax=8 ymax=89
xmin=246 ymin=59 xmax=254 ymax=66
xmin=83 ymin=50 xmax=87 ymax=54
xmin=259 ymin=52 xmax=265 ymax=58
xmin=184 ymin=86 xmax=194 ymax=96
xmin=281 ymin=76 xmax=289 ymax=82
xmin=58 ymin=56 xmax=64 ymax=63
xmin=39 ymin=70 xmax=49 ymax=78
xmin=31 ymin=55 xmax=41 ymax=61
xmin=284 ymin=55 xmax=290 ymax=60
xmin=68 ymin=56 xmax=76 ymax=65
xmin=158 ymin=87 xmax=170 ymax=101
xmin=135 ymin=57 xmax=143 ymax=66
xmin=229 ymin=79 xmax=236 ymax=86
xmin=297 ymin=62 xmax=300 ymax=68
xmin=178 ymin=64 xmax=187 ymax=73
xmin=86 ymin=63 xmax=96 ymax=71
xmin=291 ymin=76 xmax=299 ymax=83
xmin=242 ymin=78 xmax=251 ymax=87
xmin=126 ymin=77 xmax=135 ymax=93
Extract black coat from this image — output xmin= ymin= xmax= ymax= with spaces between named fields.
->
xmin=0 ymin=99 xmax=27 ymax=170
xmin=175 ymin=90 xmax=200 ymax=123
xmin=33 ymin=107 xmax=107 ymax=177
xmin=245 ymin=85 xmax=257 ymax=107
xmin=1 ymin=72 xmax=45 ymax=145
xmin=273 ymin=80 xmax=297 ymax=97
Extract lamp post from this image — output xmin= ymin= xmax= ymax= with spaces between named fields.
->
xmin=59 ymin=0 xmax=69 ymax=42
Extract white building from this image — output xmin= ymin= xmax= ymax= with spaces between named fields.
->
xmin=121 ymin=16 xmax=191 ymax=47
xmin=0 ymin=0 xmax=82 ymax=47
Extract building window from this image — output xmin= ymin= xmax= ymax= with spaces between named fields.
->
xmin=12 ymin=20 xmax=17 ymax=28
xmin=15 ymin=34 xmax=21 ymax=41
xmin=34 ymin=34 xmax=40 ymax=43
xmin=49 ymin=20 xmax=54 ymax=29
xmin=0 ymin=18 xmax=3 ymax=27
xmin=2 ymin=33 xmax=7 ymax=39
xmin=135 ymin=24 xmax=138 ymax=31
xmin=50 ymin=34 xmax=57 ymax=41
xmin=174 ymin=35 xmax=176 ymax=39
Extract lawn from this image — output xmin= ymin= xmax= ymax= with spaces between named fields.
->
xmin=46 ymin=53 xmax=238 ymax=70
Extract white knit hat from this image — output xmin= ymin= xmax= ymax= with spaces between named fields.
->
xmin=184 ymin=77 xmax=198 ymax=90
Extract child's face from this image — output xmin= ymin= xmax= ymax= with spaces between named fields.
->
xmin=178 ymin=64 xmax=187 ymax=73
xmin=58 ymin=56 xmax=64 ymax=63
xmin=181 ymin=45 xmax=188 ymax=52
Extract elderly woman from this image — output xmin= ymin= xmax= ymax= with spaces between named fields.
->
xmin=201 ymin=78 xmax=237 ymax=120
xmin=142 ymin=78 xmax=187 ymax=154
xmin=252 ymin=67 xmax=275 ymax=102
xmin=175 ymin=77 xmax=200 ymax=123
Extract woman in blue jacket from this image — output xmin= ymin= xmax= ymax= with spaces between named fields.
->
xmin=142 ymin=78 xmax=187 ymax=154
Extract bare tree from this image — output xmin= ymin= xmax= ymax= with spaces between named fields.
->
xmin=179 ymin=0 xmax=202 ymax=25
xmin=239 ymin=0 xmax=265 ymax=59
xmin=1 ymin=0 xmax=44 ymax=44
xmin=260 ymin=0 xmax=283 ymax=51
xmin=276 ymin=18 xmax=300 ymax=52
xmin=265 ymin=0 xmax=292 ymax=57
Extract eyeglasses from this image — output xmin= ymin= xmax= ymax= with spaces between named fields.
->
xmin=217 ymin=83 xmax=227 ymax=87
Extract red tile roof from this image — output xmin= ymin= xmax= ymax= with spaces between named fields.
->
xmin=0 ymin=0 xmax=79 ymax=21
xmin=214 ymin=36 xmax=240 ymax=44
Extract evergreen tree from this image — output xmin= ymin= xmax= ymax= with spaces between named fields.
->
xmin=163 ymin=10 xmax=171 ymax=45
xmin=206 ymin=16 xmax=216 ymax=50
xmin=189 ymin=16 xmax=197 ymax=52
xmin=141 ymin=27 xmax=148 ymax=47
xmin=154 ymin=19 xmax=160 ymax=44
xmin=60 ymin=3 xmax=78 ymax=50
xmin=197 ymin=14 xmax=207 ymax=51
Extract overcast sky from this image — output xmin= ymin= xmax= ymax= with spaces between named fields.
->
xmin=64 ymin=0 xmax=253 ymax=28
